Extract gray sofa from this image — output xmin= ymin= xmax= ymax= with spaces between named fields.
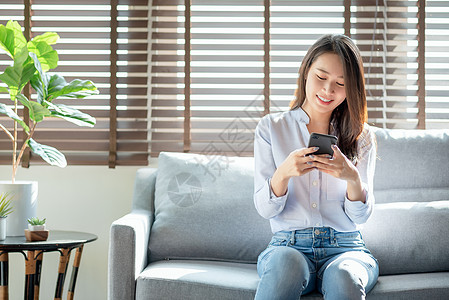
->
xmin=108 ymin=127 xmax=449 ymax=299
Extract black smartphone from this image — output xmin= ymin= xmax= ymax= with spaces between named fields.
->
xmin=307 ymin=133 xmax=338 ymax=156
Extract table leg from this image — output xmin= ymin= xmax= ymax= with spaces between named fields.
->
xmin=54 ymin=248 xmax=71 ymax=300
xmin=34 ymin=252 xmax=44 ymax=300
xmin=25 ymin=251 xmax=36 ymax=300
xmin=0 ymin=252 xmax=8 ymax=300
xmin=67 ymin=245 xmax=83 ymax=300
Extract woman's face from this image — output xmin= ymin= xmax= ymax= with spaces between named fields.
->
xmin=302 ymin=52 xmax=347 ymax=118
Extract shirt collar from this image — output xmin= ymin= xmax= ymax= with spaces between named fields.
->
xmin=291 ymin=107 xmax=310 ymax=125
xmin=291 ymin=107 xmax=337 ymax=135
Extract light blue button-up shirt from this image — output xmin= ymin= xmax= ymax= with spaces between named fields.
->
xmin=254 ymin=108 xmax=376 ymax=233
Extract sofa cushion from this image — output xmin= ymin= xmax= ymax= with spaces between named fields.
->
xmin=136 ymin=261 xmax=449 ymax=300
xmin=149 ymin=152 xmax=272 ymax=263
xmin=361 ymin=201 xmax=449 ymax=275
xmin=373 ymin=128 xmax=449 ymax=203
xmin=136 ymin=260 xmax=260 ymax=300
xmin=368 ymin=272 xmax=449 ymax=299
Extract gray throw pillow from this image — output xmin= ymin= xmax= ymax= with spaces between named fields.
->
xmin=373 ymin=128 xmax=449 ymax=203
xmin=361 ymin=201 xmax=449 ymax=275
xmin=149 ymin=152 xmax=272 ymax=263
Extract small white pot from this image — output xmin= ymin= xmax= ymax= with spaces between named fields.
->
xmin=28 ymin=224 xmax=46 ymax=231
xmin=0 ymin=217 xmax=6 ymax=240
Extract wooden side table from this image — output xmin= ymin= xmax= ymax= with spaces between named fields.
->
xmin=0 ymin=230 xmax=97 ymax=300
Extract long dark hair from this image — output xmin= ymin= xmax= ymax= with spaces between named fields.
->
xmin=290 ymin=34 xmax=367 ymax=162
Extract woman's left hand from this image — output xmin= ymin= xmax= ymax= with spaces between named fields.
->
xmin=308 ymin=144 xmax=360 ymax=182
xmin=310 ymin=145 xmax=366 ymax=202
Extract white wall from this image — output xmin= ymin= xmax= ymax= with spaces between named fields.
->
xmin=1 ymin=162 xmax=156 ymax=299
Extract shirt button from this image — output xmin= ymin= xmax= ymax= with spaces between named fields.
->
xmin=311 ymin=203 xmax=317 ymax=209
xmin=312 ymin=180 xmax=318 ymax=186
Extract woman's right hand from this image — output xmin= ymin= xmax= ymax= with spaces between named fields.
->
xmin=270 ymin=147 xmax=319 ymax=197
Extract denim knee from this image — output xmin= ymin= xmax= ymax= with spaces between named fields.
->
xmin=256 ymin=246 xmax=311 ymax=300
xmin=321 ymin=260 xmax=366 ymax=300
xmin=270 ymin=247 xmax=309 ymax=275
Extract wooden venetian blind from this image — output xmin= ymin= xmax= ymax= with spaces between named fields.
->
xmin=150 ymin=0 xmax=264 ymax=156
xmin=150 ymin=0 xmax=445 ymax=158
xmin=426 ymin=0 xmax=449 ymax=129
xmin=0 ymin=0 xmax=149 ymax=166
xmin=150 ymin=0 xmax=345 ymax=157
xmin=351 ymin=0 xmax=421 ymax=129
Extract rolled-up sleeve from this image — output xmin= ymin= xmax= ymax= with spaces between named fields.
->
xmin=253 ymin=117 xmax=289 ymax=219
xmin=344 ymin=127 xmax=377 ymax=224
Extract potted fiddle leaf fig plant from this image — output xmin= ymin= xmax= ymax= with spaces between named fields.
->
xmin=0 ymin=20 xmax=98 ymax=181
xmin=0 ymin=20 xmax=99 ymax=236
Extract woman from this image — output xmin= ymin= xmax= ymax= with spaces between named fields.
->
xmin=253 ymin=34 xmax=379 ymax=300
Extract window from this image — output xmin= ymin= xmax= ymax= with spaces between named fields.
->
xmin=426 ymin=0 xmax=449 ymax=128
xmin=150 ymin=0 xmax=444 ymax=158
xmin=352 ymin=0 xmax=421 ymax=129
xmin=2 ymin=1 xmax=445 ymax=163
xmin=0 ymin=0 xmax=149 ymax=167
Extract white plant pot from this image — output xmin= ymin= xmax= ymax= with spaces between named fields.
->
xmin=0 ymin=181 xmax=38 ymax=236
xmin=28 ymin=224 xmax=46 ymax=231
xmin=0 ymin=217 xmax=6 ymax=240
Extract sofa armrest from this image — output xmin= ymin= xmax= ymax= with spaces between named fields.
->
xmin=108 ymin=210 xmax=153 ymax=300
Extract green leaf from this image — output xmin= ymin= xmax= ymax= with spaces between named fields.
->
xmin=46 ymin=74 xmax=66 ymax=95
xmin=47 ymin=75 xmax=99 ymax=102
xmin=27 ymin=217 xmax=46 ymax=225
xmin=45 ymin=101 xmax=96 ymax=127
xmin=0 ymin=25 xmax=15 ymax=59
xmin=0 ymin=102 xmax=30 ymax=133
xmin=0 ymin=86 xmax=8 ymax=93
xmin=29 ymin=52 xmax=49 ymax=103
xmin=30 ymin=73 xmax=44 ymax=104
xmin=27 ymin=40 xmax=58 ymax=71
xmin=31 ymin=32 xmax=59 ymax=45
xmin=0 ymin=47 xmax=36 ymax=100
xmin=0 ymin=20 xmax=27 ymax=59
xmin=27 ymin=138 xmax=67 ymax=168
xmin=0 ymin=192 xmax=14 ymax=217
xmin=16 ymin=94 xmax=51 ymax=123
xmin=7 ymin=20 xmax=27 ymax=57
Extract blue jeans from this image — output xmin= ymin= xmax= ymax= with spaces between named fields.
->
xmin=255 ymin=227 xmax=379 ymax=300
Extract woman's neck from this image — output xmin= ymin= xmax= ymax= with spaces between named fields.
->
xmin=301 ymin=106 xmax=332 ymax=135
xmin=306 ymin=122 xmax=330 ymax=135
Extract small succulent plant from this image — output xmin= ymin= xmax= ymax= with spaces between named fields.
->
xmin=27 ymin=217 xmax=46 ymax=226
xmin=0 ymin=192 xmax=14 ymax=217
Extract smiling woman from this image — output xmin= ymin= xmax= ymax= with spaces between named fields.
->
xmin=253 ymin=33 xmax=378 ymax=300
xmin=291 ymin=34 xmax=367 ymax=163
